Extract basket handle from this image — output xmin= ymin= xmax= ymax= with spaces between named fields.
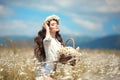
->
xmin=65 ymin=38 xmax=76 ymax=48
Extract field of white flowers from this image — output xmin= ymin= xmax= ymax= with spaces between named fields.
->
xmin=0 ymin=46 xmax=120 ymax=80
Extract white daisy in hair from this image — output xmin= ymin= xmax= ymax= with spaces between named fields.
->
xmin=45 ymin=15 xmax=60 ymax=23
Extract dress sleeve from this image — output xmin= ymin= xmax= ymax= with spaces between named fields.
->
xmin=43 ymin=35 xmax=52 ymax=45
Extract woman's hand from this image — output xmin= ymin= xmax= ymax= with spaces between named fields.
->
xmin=44 ymin=22 xmax=49 ymax=31
xmin=44 ymin=22 xmax=50 ymax=36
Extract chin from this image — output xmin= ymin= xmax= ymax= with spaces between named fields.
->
xmin=56 ymin=30 xmax=60 ymax=33
xmin=57 ymin=30 xmax=60 ymax=32
xmin=56 ymin=29 xmax=60 ymax=31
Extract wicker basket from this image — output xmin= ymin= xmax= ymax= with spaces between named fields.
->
xmin=59 ymin=38 xmax=76 ymax=66
xmin=65 ymin=38 xmax=76 ymax=48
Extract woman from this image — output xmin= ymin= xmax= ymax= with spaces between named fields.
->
xmin=34 ymin=15 xmax=64 ymax=80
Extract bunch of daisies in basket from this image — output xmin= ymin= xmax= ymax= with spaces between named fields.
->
xmin=57 ymin=46 xmax=81 ymax=66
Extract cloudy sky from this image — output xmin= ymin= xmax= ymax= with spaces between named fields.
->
xmin=0 ymin=0 xmax=120 ymax=37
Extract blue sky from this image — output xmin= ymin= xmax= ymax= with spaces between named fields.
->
xmin=0 ymin=0 xmax=120 ymax=37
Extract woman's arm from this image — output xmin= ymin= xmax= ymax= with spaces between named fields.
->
xmin=43 ymin=22 xmax=52 ymax=45
xmin=44 ymin=22 xmax=50 ymax=36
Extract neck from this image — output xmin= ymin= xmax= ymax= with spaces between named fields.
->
xmin=50 ymin=32 xmax=56 ymax=38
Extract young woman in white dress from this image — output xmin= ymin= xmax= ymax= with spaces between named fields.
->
xmin=34 ymin=15 xmax=64 ymax=80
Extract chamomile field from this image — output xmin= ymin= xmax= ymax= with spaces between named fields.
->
xmin=0 ymin=47 xmax=120 ymax=80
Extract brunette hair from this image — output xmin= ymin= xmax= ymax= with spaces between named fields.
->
xmin=34 ymin=19 xmax=64 ymax=62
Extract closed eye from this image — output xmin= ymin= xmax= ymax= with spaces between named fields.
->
xmin=51 ymin=23 xmax=57 ymax=26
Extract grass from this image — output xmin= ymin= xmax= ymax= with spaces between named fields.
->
xmin=0 ymin=47 xmax=36 ymax=80
xmin=0 ymin=46 xmax=120 ymax=80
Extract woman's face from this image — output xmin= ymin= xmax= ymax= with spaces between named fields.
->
xmin=49 ymin=20 xmax=59 ymax=33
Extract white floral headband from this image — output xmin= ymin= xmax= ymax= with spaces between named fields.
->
xmin=45 ymin=15 xmax=60 ymax=23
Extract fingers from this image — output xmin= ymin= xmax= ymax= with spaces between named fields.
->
xmin=43 ymin=22 xmax=49 ymax=30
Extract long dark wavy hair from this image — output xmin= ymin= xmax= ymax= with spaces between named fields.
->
xmin=34 ymin=19 xmax=64 ymax=62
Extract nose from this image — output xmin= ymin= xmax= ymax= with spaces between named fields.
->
xmin=57 ymin=25 xmax=59 ymax=27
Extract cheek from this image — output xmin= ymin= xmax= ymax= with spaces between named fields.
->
xmin=50 ymin=26 xmax=59 ymax=32
xmin=50 ymin=25 xmax=57 ymax=29
xmin=49 ymin=26 xmax=55 ymax=30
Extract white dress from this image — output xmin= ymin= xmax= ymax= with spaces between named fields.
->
xmin=43 ymin=35 xmax=61 ymax=62
xmin=42 ymin=35 xmax=61 ymax=76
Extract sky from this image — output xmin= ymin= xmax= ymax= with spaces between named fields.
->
xmin=0 ymin=0 xmax=120 ymax=38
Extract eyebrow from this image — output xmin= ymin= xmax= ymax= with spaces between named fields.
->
xmin=51 ymin=22 xmax=57 ymax=25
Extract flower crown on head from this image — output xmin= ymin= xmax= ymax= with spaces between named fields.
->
xmin=45 ymin=15 xmax=60 ymax=23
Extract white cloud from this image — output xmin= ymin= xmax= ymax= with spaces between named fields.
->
xmin=3 ymin=0 xmax=59 ymax=12
xmin=2 ymin=0 xmax=120 ymax=15
xmin=2 ymin=0 xmax=120 ymax=13
xmin=0 ymin=0 xmax=120 ymax=36
xmin=0 ymin=5 xmax=13 ymax=17
xmin=0 ymin=20 xmax=40 ymax=36
xmin=106 ymin=0 xmax=120 ymax=5
xmin=35 ymin=5 xmax=58 ymax=11
xmin=0 ymin=19 xmax=82 ymax=36
xmin=54 ymin=0 xmax=73 ymax=7
xmin=65 ymin=13 xmax=103 ymax=31
xmin=74 ymin=18 xmax=102 ymax=31
xmin=97 ymin=0 xmax=120 ymax=13
xmin=60 ymin=25 xmax=82 ymax=36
